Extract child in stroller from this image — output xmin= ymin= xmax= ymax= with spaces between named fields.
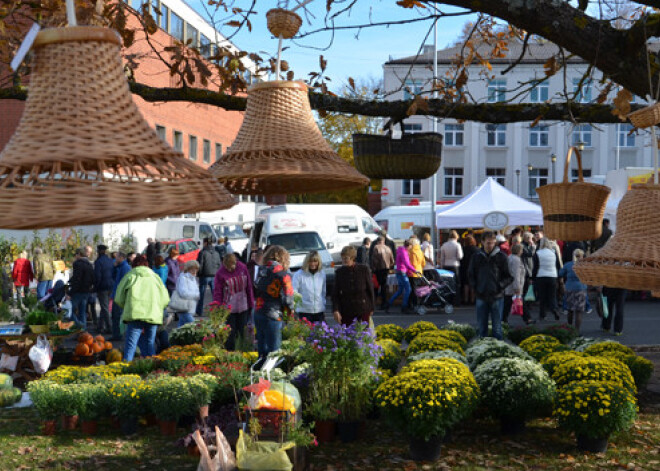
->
xmin=414 ymin=269 xmax=456 ymax=315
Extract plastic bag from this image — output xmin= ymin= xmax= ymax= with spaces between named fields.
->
xmin=511 ymin=295 xmax=523 ymax=316
xmin=255 ymin=390 xmax=296 ymax=414
xmin=194 ymin=426 xmax=235 ymax=471
xmin=269 ymin=381 xmax=301 ymax=411
xmin=235 ymin=430 xmax=294 ymax=471
xmin=28 ymin=335 xmax=52 ymax=374
xmin=600 ymin=294 xmax=609 ymax=319
xmin=524 ymin=285 xmax=536 ymax=302
xmin=0 ymin=353 xmax=19 ymax=372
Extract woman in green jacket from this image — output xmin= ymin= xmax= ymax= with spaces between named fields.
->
xmin=115 ymin=255 xmax=170 ymax=361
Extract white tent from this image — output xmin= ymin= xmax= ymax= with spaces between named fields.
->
xmin=436 ymin=178 xmax=544 ymax=228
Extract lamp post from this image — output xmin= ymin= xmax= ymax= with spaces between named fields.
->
xmin=527 ymin=163 xmax=533 ymax=199
xmin=550 ymin=153 xmax=557 ymax=183
xmin=515 ymin=169 xmax=520 ymax=195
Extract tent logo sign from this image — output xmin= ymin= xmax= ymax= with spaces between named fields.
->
xmin=483 ymin=211 xmax=509 ymax=230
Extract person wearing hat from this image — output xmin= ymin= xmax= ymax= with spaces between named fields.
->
xmin=496 ymin=234 xmax=511 ymax=256
xmin=94 ymin=244 xmax=114 ymax=334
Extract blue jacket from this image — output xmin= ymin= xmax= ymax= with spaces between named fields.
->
xmin=94 ymin=254 xmax=115 ymax=292
xmin=112 ymin=260 xmax=131 ymax=298
xmin=153 ymin=264 xmax=168 ymax=286
xmin=558 ymin=261 xmax=587 ymax=292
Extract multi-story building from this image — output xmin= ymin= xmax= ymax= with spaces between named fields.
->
xmin=381 ymin=41 xmax=655 ymax=207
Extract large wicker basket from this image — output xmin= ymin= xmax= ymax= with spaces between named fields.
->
xmin=574 ymin=184 xmax=660 ymax=291
xmin=536 ymin=147 xmax=610 ymax=241
xmin=266 ymin=8 xmax=302 ymax=39
xmin=628 ymin=102 xmax=660 ymax=129
xmin=352 ymin=133 xmax=443 ymax=180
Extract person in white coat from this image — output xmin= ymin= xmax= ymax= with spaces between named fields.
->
xmin=172 ymin=261 xmax=200 ymax=327
xmin=292 ymin=251 xmax=326 ymax=323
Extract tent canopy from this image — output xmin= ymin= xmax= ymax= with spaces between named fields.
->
xmin=436 ymin=178 xmax=543 ymax=228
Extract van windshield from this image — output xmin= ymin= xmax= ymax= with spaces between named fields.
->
xmin=267 ymin=232 xmax=325 ymax=254
xmin=213 ymin=224 xmax=246 ymax=239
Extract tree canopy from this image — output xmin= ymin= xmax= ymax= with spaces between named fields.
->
xmin=1 ymin=0 xmax=659 ymax=124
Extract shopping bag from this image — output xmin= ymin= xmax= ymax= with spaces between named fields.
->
xmin=511 ymin=296 xmax=523 ymax=316
xmin=235 ymin=430 xmax=294 ymax=471
xmin=600 ymin=294 xmax=609 ymax=319
xmin=194 ymin=426 xmax=236 ymax=471
xmin=28 ymin=335 xmax=53 ymax=374
xmin=524 ymin=285 xmax=536 ymax=302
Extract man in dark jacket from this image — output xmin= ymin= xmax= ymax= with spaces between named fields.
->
xmin=356 ymin=238 xmax=371 ymax=265
xmin=110 ymin=252 xmax=131 ymax=341
xmin=591 ymin=218 xmax=612 ymax=252
xmin=196 ymin=238 xmax=222 ymax=315
xmin=68 ymin=248 xmax=95 ymax=330
xmin=145 ymin=238 xmax=156 ymax=267
xmin=94 ymin=244 xmax=114 ymax=334
xmin=468 ymin=231 xmax=512 ymax=340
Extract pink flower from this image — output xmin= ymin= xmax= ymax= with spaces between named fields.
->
xmin=313 ymin=439 xmax=318 ymax=447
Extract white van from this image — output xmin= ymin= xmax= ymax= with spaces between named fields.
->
xmin=155 ymin=219 xmax=217 ymax=247
xmin=259 ymin=204 xmax=381 ymax=262
xmin=212 ymin=222 xmax=250 ymax=256
xmin=374 ymin=202 xmax=454 ymax=240
xmin=250 ymin=212 xmax=335 ymax=291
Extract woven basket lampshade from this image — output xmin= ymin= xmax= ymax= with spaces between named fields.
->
xmin=210 ymin=80 xmax=370 ymax=195
xmin=266 ymin=8 xmax=302 ymax=39
xmin=574 ymin=184 xmax=660 ymax=291
xmin=0 ymin=27 xmax=234 ymax=230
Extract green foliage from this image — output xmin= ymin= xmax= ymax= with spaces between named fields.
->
xmin=406 ymin=335 xmax=464 ymax=358
xmin=599 ymin=352 xmax=654 ymax=390
xmin=375 ymin=324 xmax=405 ymax=343
xmin=440 ymin=322 xmax=477 ymax=342
xmin=169 ymin=321 xmax=214 ymax=346
xmin=27 ymin=380 xmax=62 ymax=420
xmin=540 ymin=351 xmax=587 ymax=377
xmin=145 ymin=376 xmax=195 ymax=421
xmin=407 ymin=349 xmax=468 ymax=365
xmin=76 ymin=383 xmax=111 ymax=420
xmin=519 ymin=334 xmax=568 ymax=361
xmin=507 ymin=324 xmax=540 ymax=345
xmin=123 ymin=358 xmax=156 ymax=376
xmin=541 ymin=324 xmax=579 ymax=344
xmin=376 ymin=339 xmax=403 ymax=372
xmin=0 ymin=300 xmax=12 ymax=322
xmin=403 ymin=321 xmax=438 ymax=343
xmin=552 ymin=356 xmax=637 ymax=395
xmin=24 ymin=308 xmax=57 ymax=326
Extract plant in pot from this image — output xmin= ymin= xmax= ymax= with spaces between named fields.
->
xmin=187 ymin=373 xmax=217 ymax=420
xmin=57 ymin=384 xmax=81 ymax=430
xmin=305 ymin=400 xmax=338 ymax=444
xmin=551 ymin=356 xmax=637 ymax=395
xmin=519 ymin=334 xmax=569 ymax=362
xmin=440 ymin=322 xmax=477 ymax=342
xmin=402 ymin=321 xmax=438 ymax=343
xmin=554 ymin=380 xmax=637 ymax=452
xmin=465 ymin=338 xmax=532 ymax=370
xmin=473 ymin=357 xmax=557 ymax=435
xmin=375 ymin=359 xmax=480 ymax=461
xmin=375 ymin=324 xmax=405 ymax=342
xmin=376 ymin=339 xmax=403 ymax=373
xmin=25 ymin=308 xmax=58 ymax=334
xmin=406 ymin=335 xmax=465 ymax=358
xmin=26 ymin=380 xmax=62 ymax=435
xmin=145 ymin=375 xmax=195 ymax=435
xmin=540 ymin=351 xmax=587 ymax=377
xmin=407 ymin=349 xmax=468 ymax=365
xmin=107 ymin=375 xmax=148 ymax=436
xmin=77 ymin=384 xmax=110 ymax=435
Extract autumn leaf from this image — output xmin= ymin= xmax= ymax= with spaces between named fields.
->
xmin=530 ymin=115 xmax=542 ymax=128
xmin=544 ymin=56 xmax=560 ymax=77
xmin=396 ymin=0 xmax=426 ymax=8
xmin=348 ymin=77 xmax=356 ymax=91
xmin=319 ymin=55 xmax=328 ymax=72
xmin=456 ymin=68 xmax=468 ymax=90
xmin=612 ymin=88 xmax=633 ymax=121
xmin=596 ymin=82 xmax=613 ymax=104
xmin=226 ymin=20 xmax=241 ymax=27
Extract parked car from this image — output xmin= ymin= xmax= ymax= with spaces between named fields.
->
xmin=147 ymin=238 xmax=199 ymax=268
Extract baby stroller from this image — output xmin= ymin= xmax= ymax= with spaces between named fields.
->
xmin=414 ymin=269 xmax=456 ymax=315
xmin=41 ymin=280 xmax=67 ymax=315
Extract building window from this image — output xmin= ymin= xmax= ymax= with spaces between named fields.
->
xmin=402 ymin=179 xmax=421 ymax=196
xmin=403 ymin=80 xmax=423 ymax=100
xmin=200 ymin=34 xmax=212 ymax=57
xmin=486 ymin=124 xmax=506 ymax=147
xmin=215 ymin=143 xmax=223 ymax=161
xmin=487 ymin=79 xmax=506 ymax=103
xmin=529 ymin=125 xmax=549 ymax=147
xmin=617 ymin=123 xmax=636 ymax=147
xmin=159 ymin=4 xmax=169 ymax=31
xmin=171 ymin=12 xmax=184 ymax=40
xmin=189 ymin=135 xmax=197 ymax=161
xmin=173 ymin=130 xmax=183 ymax=151
xmin=403 ymin=123 xmax=423 ymax=134
xmin=155 ymin=125 xmax=166 ymax=142
xmin=444 ymin=123 xmax=464 ymax=147
xmin=571 ymin=169 xmax=592 ymax=182
xmin=486 ymin=168 xmax=506 ymax=186
xmin=444 ymin=168 xmax=464 ymax=197
xmin=571 ymin=124 xmax=592 ymax=148
xmin=529 ymin=79 xmax=549 ymax=103
xmin=185 ymin=23 xmax=198 ymax=46
xmin=202 ymin=139 xmax=211 ymax=163
xmin=130 ymin=0 xmax=143 ymax=10
xmin=572 ymin=78 xmax=592 ymax=103
xmin=528 ymin=168 xmax=548 ymax=198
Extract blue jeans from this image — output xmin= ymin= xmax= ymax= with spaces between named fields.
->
xmin=178 ymin=312 xmax=195 ymax=327
xmin=388 ymin=272 xmax=411 ymax=308
xmin=476 ymin=297 xmax=504 ymax=340
xmin=71 ymin=293 xmax=90 ymax=330
xmin=123 ymin=321 xmax=158 ymax=361
xmin=36 ymin=280 xmax=52 ymax=300
xmin=254 ymin=312 xmax=283 ymax=359
xmin=111 ymin=302 xmax=123 ymax=339
xmin=196 ymin=277 xmax=214 ymax=315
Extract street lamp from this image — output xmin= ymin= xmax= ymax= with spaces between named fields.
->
xmin=550 ymin=153 xmax=557 ymax=183
xmin=515 ymin=169 xmax=521 ymax=195
xmin=527 ymin=163 xmax=533 ymax=198
xmin=575 ymin=140 xmax=586 ymax=152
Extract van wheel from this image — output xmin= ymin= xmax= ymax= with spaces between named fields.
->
xmin=444 ymin=305 xmax=454 ymax=315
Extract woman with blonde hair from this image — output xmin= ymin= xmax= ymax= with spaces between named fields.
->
xmin=254 ymin=246 xmax=295 ymax=360
xmin=333 ymin=246 xmax=374 ymax=326
xmin=532 ymin=237 xmax=562 ymax=321
xmin=292 ymin=250 xmax=326 ymax=323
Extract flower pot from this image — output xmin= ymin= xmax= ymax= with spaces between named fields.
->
xmin=314 ymin=420 xmax=336 ymax=444
xmin=42 ymin=420 xmax=57 ymax=435
xmin=576 ymin=435 xmax=608 ymax=453
xmin=408 ymin=434 xmax=443 ymax=462
xmin=198 ymin=405 xmax=209 ymax=421
xmin=120 ymin=416 xmax=138 ymax=435
xmin=145 ymin=414 xmax=158 ymax=427
xmin=61 ymin=414 xmax=79 ymax=430
xmin=159 ymin=419 xmax=177 ymax=436
xmin=81 ymin=420 xmax=98 ymax=435
xmin=500 ymin=417 xmax=526 ymax=435
xmin=337 ymin=421 xmax=361 ymax=443
xmin=30 ymin=324 xmax=49 ymax=334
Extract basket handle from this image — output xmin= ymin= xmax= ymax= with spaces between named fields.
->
xmin=563 ymin=146 xmax=584 ymax=184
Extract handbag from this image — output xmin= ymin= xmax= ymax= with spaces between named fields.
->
xmin=168 ymin=290 xmax=190 ymax=312
xmin=511 ymin=295 xmax=523 ymax=316
xmin=600 ymin=294 xmax=609 ymax=319
xmin=524 ymin=285 xmax=536 ymax=302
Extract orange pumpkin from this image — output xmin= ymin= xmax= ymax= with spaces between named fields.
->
xmin=95 ymin=335 xmax=105 ymax=344
xmin=91 ymin=342 xmax=105 ymax=353
xmin=104 ymin=341 xmax=113 ymax=350
xmin=75 ymin=343 xmax=89 ymax=356
xmin=79 ymin=332 xmax=93 ymax=345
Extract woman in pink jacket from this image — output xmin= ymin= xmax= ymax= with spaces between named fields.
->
xmin=385 ymin=240 xmax=418 ymax=314
xmin=213 ymin=253 xmax=254 ymax=350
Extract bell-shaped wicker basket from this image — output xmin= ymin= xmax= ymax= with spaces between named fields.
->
xmin=266 ymin=8 xmax=302 ymax=39
xmin=352 ymin=133 xmax=443 ymax=180
xmin=536 ymin=146 xmax=610 ymax=241
xmin=628 ymin=102 xmax=660 ymax=129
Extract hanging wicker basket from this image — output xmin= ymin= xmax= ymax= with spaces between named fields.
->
xmin=266 ymin=8 xmax=302 ymax=39
xmin=628 ymin=102 xmax=660 ymax=129
xmin=574 ymin=184 xmax=660 ymax=291
xmin=536 ymin=146 xmax=610 ymax=241
xmin=352 ymin=133 xmax=443 ymax=180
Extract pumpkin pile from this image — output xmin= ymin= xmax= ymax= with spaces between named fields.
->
xmin=73 ymin=333 xmax=113 ymax=360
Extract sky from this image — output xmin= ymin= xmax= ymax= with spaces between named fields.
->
xmin=188 ymin=0 xmax=473 ymax=92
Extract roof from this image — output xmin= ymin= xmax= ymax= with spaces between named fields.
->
xmin=385 ymin=40 xmax=586 ymax=66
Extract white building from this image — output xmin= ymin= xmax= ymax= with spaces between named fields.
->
xmin=381 ymin=41 xmax=654 ymax=206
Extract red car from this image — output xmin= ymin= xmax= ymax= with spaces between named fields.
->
xmin=157 ymin=239 xmax=200 ymax=268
